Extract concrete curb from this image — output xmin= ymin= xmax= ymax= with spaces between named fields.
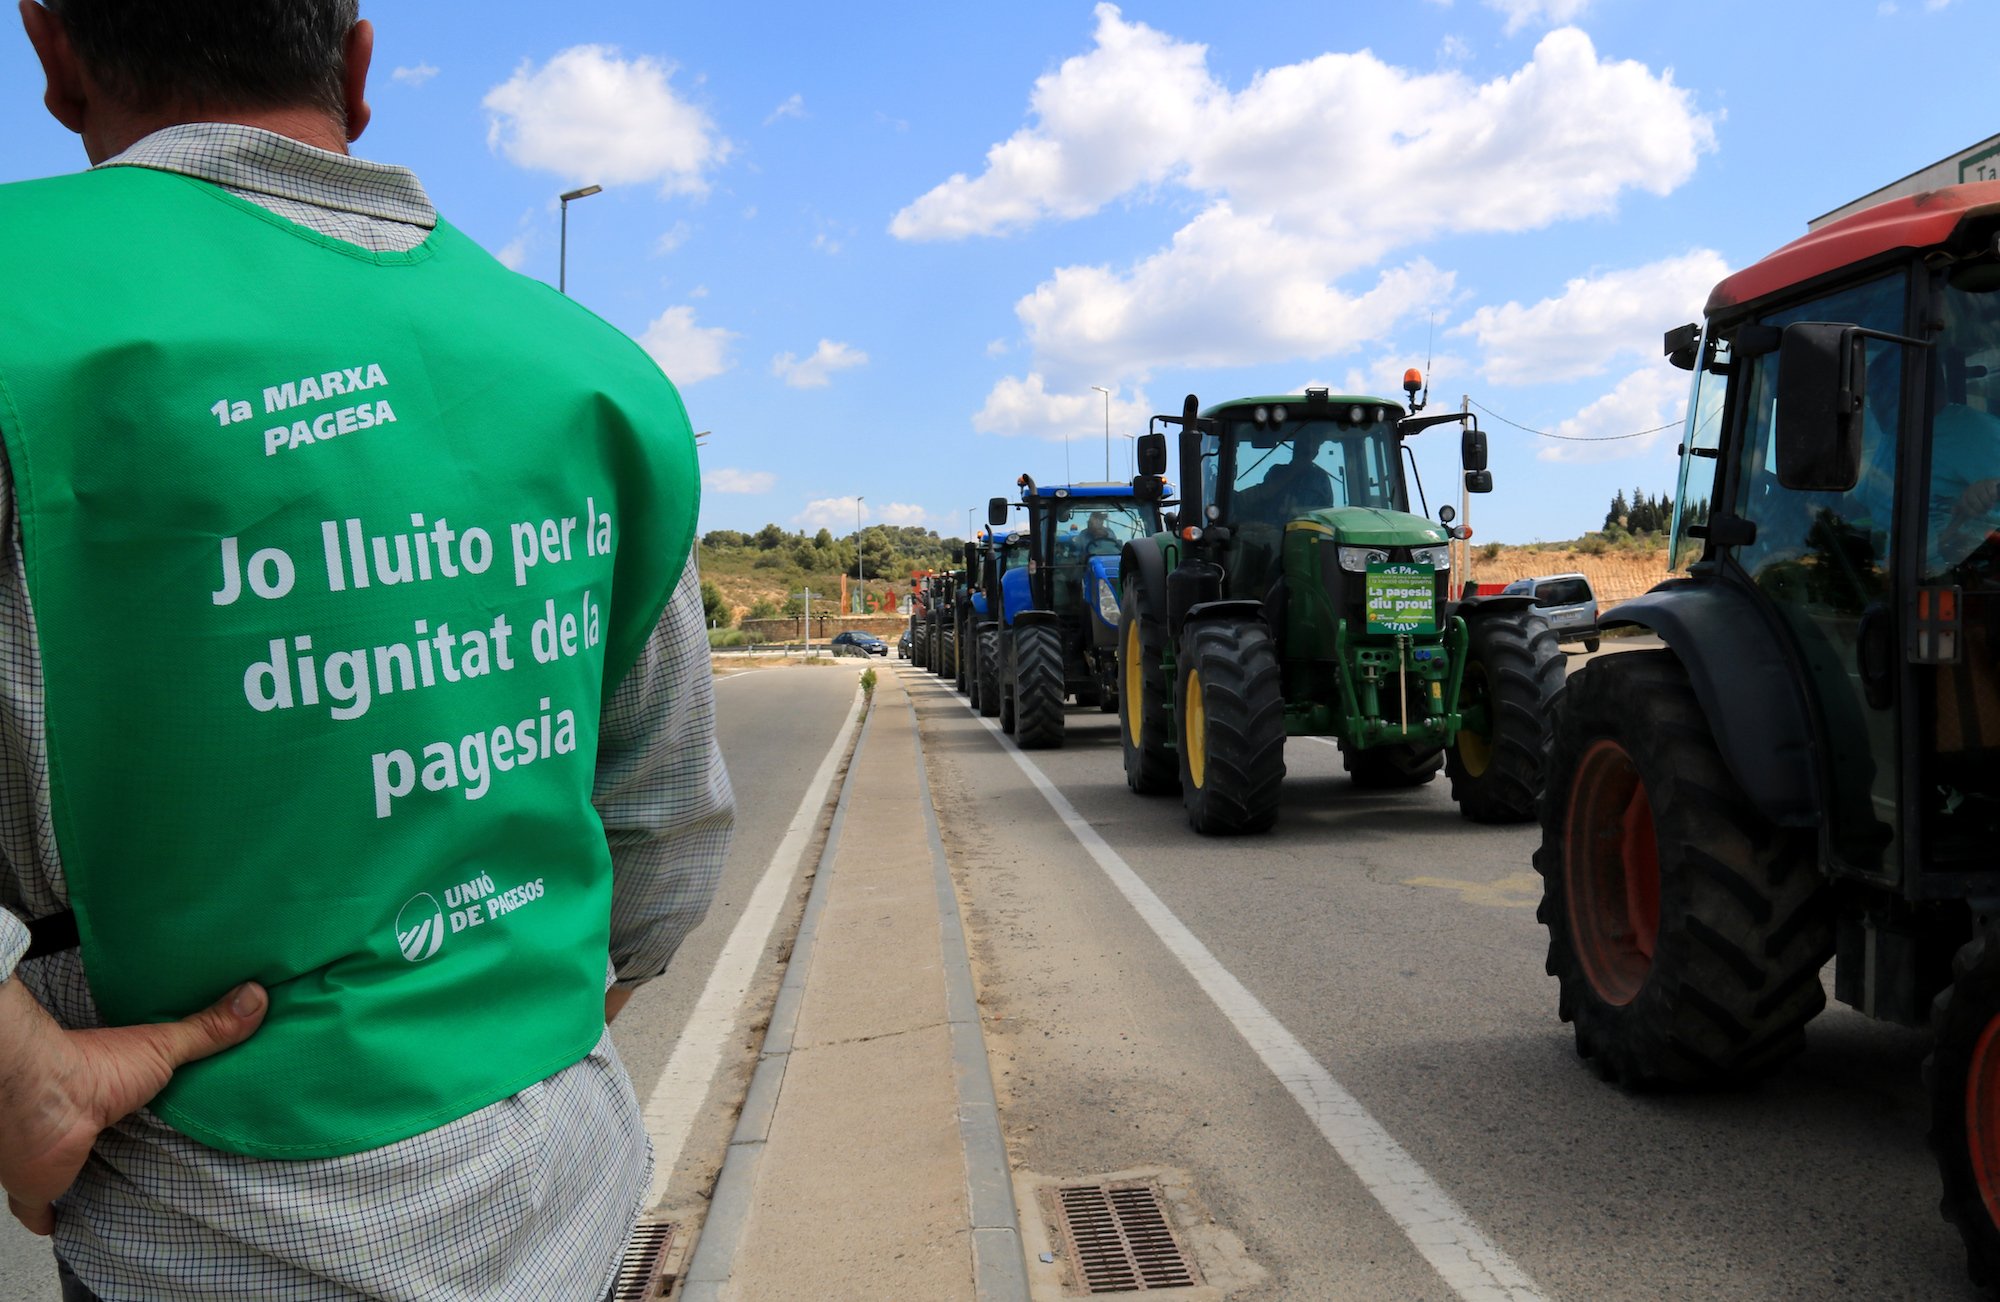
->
xmin=679 ymin=700 xmax=873 ymax=1301
xmin=909 ymin=694 xmax=1033 ymax=1302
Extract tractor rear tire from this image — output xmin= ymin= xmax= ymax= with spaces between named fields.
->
xmin=1175 ymin=620 xmax=1286 ymax=835
xmin=1342 ymin=742 xmax=1443 ymax=788
xmin=1447 ymin=609 xmax=1563 ymax=823
xmin=1927 ymin=931 xmax=2000 ymax=1290
xmin=954 ymin=621 xmax=970 ymax=693
xmin=1118 ymin=581 xmax=1178 ymax=794
xmin=1532 ymin=650 xmax=1832 ymax=1089
xmin=941 ymin=627 xmax=957 ymax=686
xmin=1013 ymin=624 xmax=1066 ymax=749
xmin=913 ymin=625 xmax=929 ymax=669
xmin=978 ymin=631 xmax=1002 ymax=719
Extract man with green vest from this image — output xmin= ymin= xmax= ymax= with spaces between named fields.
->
xmin=0 ymin=3 xmax=735 ymax=1298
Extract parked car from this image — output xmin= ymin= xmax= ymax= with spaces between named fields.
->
xmin=832 ymin=630 xmax=889 ymax=658
xmin=1501 ymin=573 xmax=1600 ymax=651
xmin=898 ymin=629 xmax=912 ymax=659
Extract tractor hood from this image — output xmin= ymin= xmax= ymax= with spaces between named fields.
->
xmin=1288 ymin=506 xmax=1448 ymax=547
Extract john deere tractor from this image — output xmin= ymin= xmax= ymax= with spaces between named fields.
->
xmin=982 ymin=476 xmax=1171 ymax=748
xmin=1532 ymin=181 xmax=2000 ymax=1287
xmin=1118 ymin=385 xmax=1562 ymax=834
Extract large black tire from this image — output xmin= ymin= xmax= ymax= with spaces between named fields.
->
xmin=978 ymin=630 xmax=1002 ymax=719
xmin=1447 ymin=609 xmax=1564 ymax=822
xmin=1118 ymin=580 xmax=1178 ymax=794
xmin=941 ymin=626 xmax=957 ymax=686
xmin=912 ymin=624 xmax=929 ymax=669
xmin=1175 ymin=619 xmax=1286 ymax=835
xmin=1532 ymin=650 xmax=1832 ymax=1089
xmin=1341 ymin=742 xmax=1443 ymax=788
xmin=954 ymin=618 xmax=970 ymax=693
xmin=1928 ymin=931 xmax=2000 ymax=1290
xmin=1012 ymin=623 xmax=1066 ymax=749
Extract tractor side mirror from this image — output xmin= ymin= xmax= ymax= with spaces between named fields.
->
xmin=1776 ymin=321 xmax=1866 ymax=492
xmin=1465 ymin=470 xmax=1493 ymax=494
xmin=1461 ymin=426 xmax=1488 ymax=473
xmin=1132 ymin=475 xmax=1164 ymax=504
xmin=987 ymin=496 xmax=1009 ymax=527
xmin=1135 ymin=431 xmax=1169 ymax=477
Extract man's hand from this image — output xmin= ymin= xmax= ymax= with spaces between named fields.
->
xmin=1962 ymin=478 xmax=2000 ymax=517
xmin=0 ymin=977 xmax=266 ymax=1235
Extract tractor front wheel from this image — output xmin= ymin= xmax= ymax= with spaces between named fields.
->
xmin=1012 ymin=623 xmax=1066 ymax=749
xmin=1175 ymin=619 xmax=1285 ymax=835
xmin=1532 ymin=650 xmax=1832 ymax=1088
xmin=1447 ymin=609 xmax=1563 ymax=822
xmin=977 ymin=630 xmax=1002 ymax=719
xmin=1341 ymin=742 xmax=1443 ymax=789
xmin=1118 ymin=582 xmax=1178 ymax=794
xmin=1929 ymin=931 xmax=2000 ymax=1290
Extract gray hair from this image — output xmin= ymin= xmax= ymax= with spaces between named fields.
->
xmin=47 ymin=0 xmax=360 ymax=118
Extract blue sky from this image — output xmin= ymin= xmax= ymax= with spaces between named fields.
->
xmin=2 ymin=1 xmax=1991 ymax=544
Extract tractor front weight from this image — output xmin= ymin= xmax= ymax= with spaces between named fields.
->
xmin=1302 ymin=616 xmax=1468 ymax=746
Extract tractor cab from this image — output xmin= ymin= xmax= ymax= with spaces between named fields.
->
xmin=1014 ymin=482 xmax=1163 ymax=644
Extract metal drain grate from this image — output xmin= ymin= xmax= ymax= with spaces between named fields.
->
xmin=1054 ymin=1181 xmax=1200 ymax=1293
xmin=610 ymin=1219 xmax=677 ymax=1301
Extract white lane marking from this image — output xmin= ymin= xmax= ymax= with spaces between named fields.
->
xmin=639 ymin=682 xmax=867 ymax=1207
xmin=926 ymin=681 xmax=1547 ymax=1302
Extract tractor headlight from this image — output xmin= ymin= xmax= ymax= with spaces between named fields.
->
xmin=1337 ymin=546 xmax=1390 ymax=572
xmin=1409 ymin=545 xmax=1452 ymax=570
xmin=1095 ymin=576 xmax=1121 ymax=626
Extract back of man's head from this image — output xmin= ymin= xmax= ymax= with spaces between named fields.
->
xmin=47 ymin=0 xmax=358 ymax=118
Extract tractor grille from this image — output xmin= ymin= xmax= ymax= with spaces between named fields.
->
xmin=1053 ymin=1181 xmax=1200 ymax=1293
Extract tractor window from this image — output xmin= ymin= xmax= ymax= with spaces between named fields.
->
xmin=1670 ymin=331 xmax=1728 ymax=569
xmin=1924 ymin=278 xmax=2000 ymax=866
xmin=1733 ymin=271 xmax=1906 ymax=879
xmin=1053 ymin=502 xmax=1152 ymax=561
xmin=1224 ymin=416 xmax=1403 ymax=529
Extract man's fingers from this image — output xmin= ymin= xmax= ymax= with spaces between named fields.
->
xmin=7 ymin=1191 xmax=53 ymax=1236
xmin=122 ymin=982 xmax=268 ymax=1074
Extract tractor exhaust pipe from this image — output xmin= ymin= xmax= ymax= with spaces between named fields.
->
xmin=1176 ymin=394 xmax=1204 ymax=530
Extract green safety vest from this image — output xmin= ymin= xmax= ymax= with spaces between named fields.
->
xmin=0 ymin=167 xmax=698 ymax=1158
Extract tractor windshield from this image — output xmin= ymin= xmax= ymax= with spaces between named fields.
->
xmin=1052 ymin=501 xmax=1152 ymax=561
xmin=1206 ymin=415 xmax=1406 ymax=530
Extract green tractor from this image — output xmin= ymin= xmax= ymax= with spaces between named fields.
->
xmin=1119 ymin=384 xmax=1562 ymax=834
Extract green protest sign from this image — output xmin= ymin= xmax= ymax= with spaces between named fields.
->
xmin=1365 ymin=562 xmax=1436 ymax=635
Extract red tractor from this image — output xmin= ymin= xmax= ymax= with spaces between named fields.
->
xmin=1535 ymin=182 xmax=2000 ymax=1284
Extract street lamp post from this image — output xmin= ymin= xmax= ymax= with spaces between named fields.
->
xmin=854 ymin=496 xmax=864 ymax=617
xmin=558 ymin=184 xmax=603 ymax=295
xmin=1090 ymin=385 xmax=1112 ymax=480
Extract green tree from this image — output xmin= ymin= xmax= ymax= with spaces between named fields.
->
xmin=700 ymin=579 xmax=732 ymax=628
xmin=754 ymin=523 xmax=787 ymax=551
xmin=745 ymin=598 xmax=780 ymax=621
xmin=813 ymin=527 xmax=835 ymax=550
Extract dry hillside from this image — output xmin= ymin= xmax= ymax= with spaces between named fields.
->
xmin=1465 ymin=541 xmax=1675 ymax=609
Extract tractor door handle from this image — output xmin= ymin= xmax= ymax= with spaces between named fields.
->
xmin=1857 ymin=601 xmax=1894 ymax=711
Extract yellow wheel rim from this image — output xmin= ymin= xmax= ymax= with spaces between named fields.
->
xmin=1457 ymin=665 xmax=1492 ymax=778
xmin=1125 ymin=617 xmax=1144 ymax=747
xmin=1185 ymin=668 xmax=1207 ymax=789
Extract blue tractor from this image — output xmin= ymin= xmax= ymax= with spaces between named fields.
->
xmin=960 ymin=525 xmax=1022 ymax=717
xmin=982 ymin=475 xmax=1170 ymax=748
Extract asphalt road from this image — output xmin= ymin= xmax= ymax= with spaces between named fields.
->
xmin=906 ymin=654 xmax=1977 ymax=1302
xmin=0 ymin=660 xmax=866 ymax=1302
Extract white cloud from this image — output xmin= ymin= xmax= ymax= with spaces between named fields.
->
xmin=895 ymin=8 xmax=1714 ymax=390
xmin=972 ymin=374 xmax=1153 ymax=441
xmin=495 ymin=232 xmax=532 ymax=271
xmin=772 ymin=339 xmax=868 ymax=389
xmin=765 ymin=93 xmax=807 ymax=124
xmin=812 ymin=232 xmax=843 ymax=255
xmin=1455 ymin=250 xmax=1729 ymax=385
xmin=484 ymin=45 xmax=729 ymax=194
xmin=1484 ymin=0 xmax=1594 ymax=33
xmin=985 ymin=338 xmax=1012 ymax=358
xmin=794 ymin=496 xmax=865 ymax=530
xmin=703 ymin=468 xmax=776 ymax=494
xmin=1532 ymin=366 xmax=1687 ymax=464
xmin=877 ymin=503 xmax=933 ymax=527
xmin=392 ymin=63 xmax=439 ymax=88
xmin=1439 ymin=35 xmax=1473 ymax=64
xmin=653 ymin=222 xmax=692 ymax=256
xmin=638 ymin=306 xmax=738 ymax=384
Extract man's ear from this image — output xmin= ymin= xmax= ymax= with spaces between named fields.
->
xmin=342 ymin=18 xmax=373 ymax=143
xmin=20 ymin=1 xmax=88 ymax=135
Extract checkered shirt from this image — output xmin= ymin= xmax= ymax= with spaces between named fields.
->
xmin=0 ymin=125 xmax=734 ymax=1300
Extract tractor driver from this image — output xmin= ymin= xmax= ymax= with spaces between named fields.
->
xmin=1066 ymin=510 xmax=1123 ymax=558
xmin=1235 ymin=429 xmax=1336 ymax=526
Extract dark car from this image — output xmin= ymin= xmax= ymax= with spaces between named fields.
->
xmin=897 ymin=629 xmax=912 ymax=659
xmin=832 ymin=630 xmax=888 ymax=657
